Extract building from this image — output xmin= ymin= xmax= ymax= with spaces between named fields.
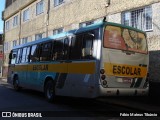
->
xmin=0 ymin=33 xmax=3 ymax=77
xmin=2 ymin=0 xmax=160 ymax=81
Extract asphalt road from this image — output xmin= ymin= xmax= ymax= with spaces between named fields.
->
xmin=0 ymin=79 xmax=160 ymax=120
xmin=0 ymin=80 xmax=133 ymax=117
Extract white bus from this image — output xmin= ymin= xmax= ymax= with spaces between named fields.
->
xmin=8 ymin=21 xmax=149 ymax=102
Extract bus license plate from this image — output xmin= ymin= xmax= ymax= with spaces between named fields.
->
xmin=122 ymin=78 xmax=131 ymax=83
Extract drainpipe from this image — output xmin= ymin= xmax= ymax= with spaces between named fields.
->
xmin=18 ymin=10 xmax=22 ymax=45
xmin=105 ymin=0 xmax=110 ymax=21
xmin=46 ymin=0 xmax=50 ymax=37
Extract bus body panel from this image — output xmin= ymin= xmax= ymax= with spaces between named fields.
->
xmin=102 ymin=49 xmax=148 ymax=88
xmin=98 ymin=24 xmax=149 ymax=96
xmin=10 ymin=61 xmax=98 ymax=98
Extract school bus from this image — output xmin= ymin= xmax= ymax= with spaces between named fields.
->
xmin=8 ymin=21 xmax=149 ymax=102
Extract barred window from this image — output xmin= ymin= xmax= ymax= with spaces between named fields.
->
xmin=5 ymin=21 xmax=10 ymax=30
xmin=122 ymin=6 xmax=152 ymax=31
xmin=13 ymin=15 xmax=18 ymax=27
xmin=54 ymin=0 xmax=64 ymax=6
xmin=21 ymin=37 xmax=28 ymax=44
xmin=79 ymin=21 xmax=94 ymax=28
xmin=23 ymin=8 xmax=29 ymax=21
xmin=35 ymin=33 xmax=43 ymax=40
xmin=13 ymin=40 xmax=17 ymax=47
xmin=53 ymin=28 xmax=63 ymax=35
xmin=4 ymin=42 xmax=9 ymax=51
xmin=36 ymin=0 xmax=44 ymax=15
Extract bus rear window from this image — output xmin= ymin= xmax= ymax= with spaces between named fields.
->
xmin=104 ymin=26 xmax=126 ymax=50
xmin=104 ymin=25 xmax=147 ymax=54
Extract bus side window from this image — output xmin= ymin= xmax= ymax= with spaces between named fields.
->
xmin=30 ymin=44 xmax=39 ymax=62
xmin=53 ymin=40 xmax=64 ymax=60
xmin=26 ymin=46 xmax=31 ymax=62
xmin=40 ymin=42 xmax=52 ymax=61
xmin=21 ymin=47 xmax=27 ymax=63
xmin=16 ymin=49 xmax=22 ymax=64
xmin=82 ymin=32 xmax=94 ymax=59
xmin=70 ymin=35 xmax=83 ymax=60
xmin=63 ymin=38 xmax=69 ymax=60
xmin=9 ymin=50 xmax=17 ymax=64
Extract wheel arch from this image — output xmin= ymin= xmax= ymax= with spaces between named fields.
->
xmin=12 ymin=74 xmax=18 ymax=85
xmin=43 ymin=76 xmax=55 ymax=92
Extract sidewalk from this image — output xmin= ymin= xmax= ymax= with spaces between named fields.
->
xmin=0 ymin=77 xmax=7 ymax=82
xmin=97 ymin=96 xmax=160 ymax=112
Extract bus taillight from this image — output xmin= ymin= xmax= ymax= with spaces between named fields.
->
xmin=100 ymin=69 xmax=105 ymax=74
xmin=101 ymin=75 xmax=106 ymax=80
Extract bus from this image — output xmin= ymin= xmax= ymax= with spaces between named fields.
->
xmin=8 ymin=20 xmax=149 ymax=102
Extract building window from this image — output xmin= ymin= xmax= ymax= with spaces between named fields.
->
xmin=13 ymin=15 xmax=18 ymax=27
xmin=21 ymin=37 xmax=28 ymax=44
xmin=54 ymin=0 xmax=64 ymax=6
xmin=4 ymin=42 xmax=9 ymax=51
xmin=5 ymin=21 xmax=10 ymax=30
xmin=23 ymin=9 xmax=29 ymax=21
xmin=79 ymin=21 xmax=94 ymax=28
xmin=122 ymin=6 xmax=152 ymax=31
xmin=13 ymin=40 xmax=17 ymax=47
xmin=53 ymin=28 xmax=63 ymax=35
xmin=36 ymin=0 xmax=44 ymax=15
xmin=35 ymin=33 xmax=43 ymax=40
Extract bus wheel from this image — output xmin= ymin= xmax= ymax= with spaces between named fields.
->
xmin=13 ymin=77 xmax=20 ymax=91
xmin=44 ymin=80 xmax=56 ymax=102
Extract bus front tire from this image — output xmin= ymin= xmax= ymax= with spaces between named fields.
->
xmin=44 ymin=80 xmax=56 ymax=102
xmin=13 ymin=77 xmax=21 ymax=91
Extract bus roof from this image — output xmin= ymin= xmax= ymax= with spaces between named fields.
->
xmin=13 ymin=21 xmax=145 ymax=50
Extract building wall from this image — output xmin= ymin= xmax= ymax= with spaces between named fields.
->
xmin=148 ymin=2 xmax=160 ymax=81
xmin=0 ymin=34 xmax=3 ymax=77
xmin=48 ymin=0 xmax=108 ymax=31
xmin=3 ymin=0 xmax=160 ymax=81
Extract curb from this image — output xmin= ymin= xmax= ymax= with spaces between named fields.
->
xmin=0 ymin=78 xmax=7 ymax=82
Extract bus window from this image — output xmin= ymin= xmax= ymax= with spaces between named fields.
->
xmin=53 ymin=40 xmax=64 ymax=60
xmin=63 ymin=38 xmax=69 ymax=60
xmin=30 ymin=44 xmax=39 ymax=62
xmin=9 ymin=50 xmax=17 ymax=64
xmin=26 ymin=46 xmax=31 ymax=62
xmin=40 ymin=42 xmax=52 ymax=61
xmin=82 ymin=33 xmax=94 ymax=59
xmin=70 ymin=35 xmax=83 ymax=60
xmin=16 ymin=49 xmax=22 ymax=64
xmin=104 ymin=25 xmax=126 ymax=50
xmin=21 ymin=47 xmax=27 ymax=63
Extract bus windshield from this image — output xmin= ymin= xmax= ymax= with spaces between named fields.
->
xmin=103 ymin=25 xmax=147 ymax=54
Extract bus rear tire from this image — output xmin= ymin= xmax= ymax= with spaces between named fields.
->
xmin=44 ymin=80 xmax=56 ymax=102
xmin=13 ymin=77 xmax=21 ymax=91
